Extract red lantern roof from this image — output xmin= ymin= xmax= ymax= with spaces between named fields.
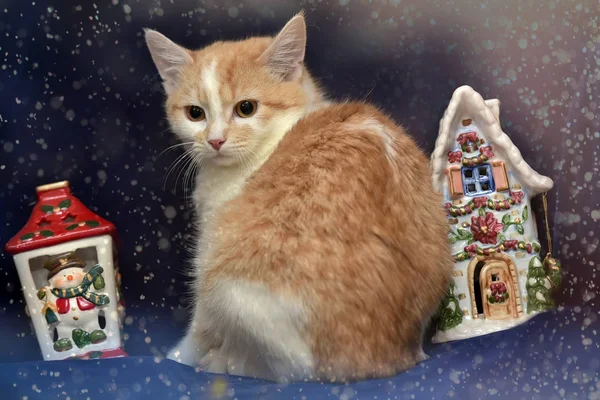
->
xmin=5 ymin=181 xmax=117 ymax=255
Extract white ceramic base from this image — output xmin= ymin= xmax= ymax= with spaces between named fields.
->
xmin=432 ymin=312 xmax=537 ymax=343
xmin=13 ymin=235 xmax=123 ymax=361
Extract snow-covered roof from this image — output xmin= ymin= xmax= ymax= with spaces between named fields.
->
xmin=431 ymin=85 xmax=553 ymax=197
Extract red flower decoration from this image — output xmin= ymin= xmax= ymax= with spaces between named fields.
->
xmin=465 ymin=244 xmax=479 ymax=257
xmin=457 ymin=131 xmax=478 ymax=145
xmin=480 ymin=146 xmax=494 ymax=158
xmin=503 ymin=240 xmax=518 ymax=250
xmin=473 ymin=196 xmax=488 ymax=208
xmin=448 ymin=151 xmax=463 ymax=163
xmin=509 ymin=190 xmax=524 ymax=204
xmin=470 ymin=212 xmax=504 ymax=244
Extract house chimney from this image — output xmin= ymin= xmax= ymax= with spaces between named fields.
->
xmin=35 ymin=181 xmax=72 ymax=202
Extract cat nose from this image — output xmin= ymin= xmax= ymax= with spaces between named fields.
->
xmin=208 ymin=139 xmax=226 ymax=151
xmin=67 ymin=275 xmax=74 ymax=281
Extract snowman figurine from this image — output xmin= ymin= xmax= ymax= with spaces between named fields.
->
xmin=37 ymin=252 xmax=110 ymax=352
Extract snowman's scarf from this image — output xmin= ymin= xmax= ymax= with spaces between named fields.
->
xmin=50 ymin=265 xmax=110 ymax=306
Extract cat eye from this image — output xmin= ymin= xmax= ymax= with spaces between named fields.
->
xmin=185 ymin=105 xmax=206 ymax=122
xmin=235 ymin=100 xmax=257 ymax=118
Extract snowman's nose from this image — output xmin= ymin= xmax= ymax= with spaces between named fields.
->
xmin=67 ymin=275 xmax=74 ymax=281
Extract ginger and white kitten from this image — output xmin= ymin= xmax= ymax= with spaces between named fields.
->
xmin=145 ymin=14 xmax=453 ymax=382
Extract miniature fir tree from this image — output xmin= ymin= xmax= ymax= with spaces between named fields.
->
xmin=525 ymin=255 xmax=561 ymax=313
xmin=435 ymin=282 xmax=463 ymax=331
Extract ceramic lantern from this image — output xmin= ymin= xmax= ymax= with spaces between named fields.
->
xmin=430 ymin=86 xmax=562 ymax=343
xmin=5 ymin=181 xmax=127 ymax=360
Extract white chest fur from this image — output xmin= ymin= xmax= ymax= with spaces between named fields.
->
xmin=194 ymin=164 xmax=254 ymax=220
xmin=190 ymin=157 xmax=265 ymax=275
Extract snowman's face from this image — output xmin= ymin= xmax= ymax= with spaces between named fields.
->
xmin=49 ymin=267 xmax=85 ymax=289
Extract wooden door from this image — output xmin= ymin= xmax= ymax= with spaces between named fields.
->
xmin=480 ymin=261 xmax=517 ymax=320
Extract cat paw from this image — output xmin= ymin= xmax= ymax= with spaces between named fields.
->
xmin=166 ymin=335 xmax=203 ymax=366
xmin=198 ymin=347 xmax=228 ymax=374
xmin=416 ymin=349 xmax=430 ymax=363
xmin=166 ymin=348 xmax=188 ymax=364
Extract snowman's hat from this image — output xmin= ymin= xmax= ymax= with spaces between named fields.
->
xmin=44 ymin=251 xmax=86 ymax=279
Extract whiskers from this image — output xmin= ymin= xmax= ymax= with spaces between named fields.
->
xmin=162 ymin=142 xmax=204 ymax=204
xmin=158 ymin=141 xmax=195 ymax=157
xmin=230 ymin=145 xmax=257 ymax=173
xmin=161 ymin=141 xmax=257 ymax=208
xmin=182 ymin=150 xmax=204 ymax=204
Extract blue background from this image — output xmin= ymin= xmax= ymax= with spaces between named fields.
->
xmin=1 ymin=1 xmax=598 ymax=399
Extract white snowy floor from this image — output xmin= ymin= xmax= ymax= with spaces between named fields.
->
xmin=432 ymin=313 xmax=537 ymax=343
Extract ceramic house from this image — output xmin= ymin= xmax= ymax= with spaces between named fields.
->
xmin=430 ymin=86 xmax=560 ymax=343
xmin=5 ymin=181 xmax=126 ymax=360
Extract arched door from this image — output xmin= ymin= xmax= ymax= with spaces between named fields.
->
xmin=479 ymin=261 xmax=517 ymax=320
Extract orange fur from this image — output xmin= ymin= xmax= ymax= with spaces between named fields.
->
xmin=203 ymin=103 xmax=453 ymax=380
xmin=146 ymin=14 xmax=452 ymax=382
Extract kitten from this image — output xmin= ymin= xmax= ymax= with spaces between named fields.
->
xmin=145 ymin=13 xmax=453 ymax=382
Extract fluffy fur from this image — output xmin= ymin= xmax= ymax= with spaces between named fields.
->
xmin=146 ymin=13 xmax=453 ymax=382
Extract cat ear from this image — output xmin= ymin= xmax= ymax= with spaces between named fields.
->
xmin=258 ymin=13 xmax=307 ymax=81
xmin=144 ymin=29 xmax=193 ymax=94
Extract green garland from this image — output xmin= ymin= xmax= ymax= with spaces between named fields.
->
xmin=453 ymin=239 xmax=540 ymax=262
xmin=461 ymin=153 xmax=489 ymax=166
xmin=446 ymin=196 xmax=524 ymax=217
xmin=461 ymin=141 xmax=480 ymax=153
xmin=448 ymin=227 xmax=473 ymax=244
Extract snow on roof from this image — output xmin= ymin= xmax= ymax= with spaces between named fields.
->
xmin=431 ymin=85 xmax=553 ymax=197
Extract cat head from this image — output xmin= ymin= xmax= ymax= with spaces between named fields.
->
xmin=145 ymin=13 xmax=321 ymax=167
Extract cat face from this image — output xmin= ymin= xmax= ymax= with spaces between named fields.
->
xmin=146 ymin=14 xmax=309 ymax=167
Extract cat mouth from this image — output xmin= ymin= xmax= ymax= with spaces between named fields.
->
xmin=210 ymin=151 xmax=237 ymax=166
xmin=212 ymin=152 xmax=228 ymax=159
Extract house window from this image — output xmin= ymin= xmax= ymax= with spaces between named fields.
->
xmin=462 ymin=164 xmax=495 ymax=196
